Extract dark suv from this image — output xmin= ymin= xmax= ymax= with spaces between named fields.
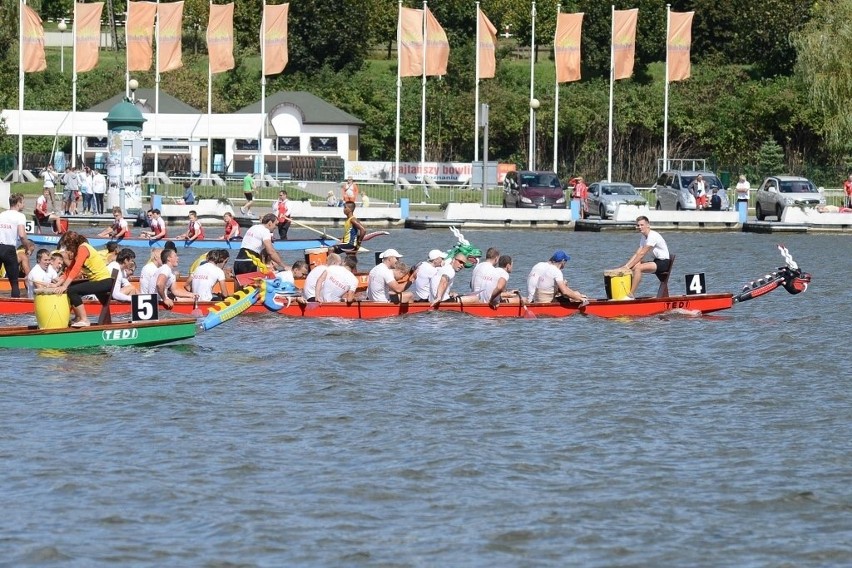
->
xmin=503 ymin=171 xmax=567 ymax=209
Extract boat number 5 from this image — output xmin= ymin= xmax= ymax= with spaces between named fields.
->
xmin=685 ymin=273 xmax=706 ymax=296
xmin=131 ymin=294 xmax=160 ymax=322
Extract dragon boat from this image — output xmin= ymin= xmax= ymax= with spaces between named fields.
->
xmin=25 ymin=234 xmax=338 ymax=252
xmin=0 ymin=318 xmax=198 ymax=349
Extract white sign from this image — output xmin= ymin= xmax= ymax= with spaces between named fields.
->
xmin=347 ymin=161 xmax=474 ymax=184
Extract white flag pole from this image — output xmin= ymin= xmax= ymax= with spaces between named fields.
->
xmin=260 ymin=0 xmax=266 ymax=180
xmin=125 ymin=4 xmax=130 ymax=98
xmin=662 ymin=4 xmax=671 ymax=173
xmin=17 ymin=0 xmax=24 ymax=180
xmin=154 ymin=0 xmax=161 ymax=177
xmin=72 ymin=1 xmax=78 ymax=167
xmin=394 ymin=0 xmax=402 ymax=190
xmin=528 ymin=1 xmax=536 ymax=170
xmin=553 ymin=3 xmax=561 ymax=173
xmin=420 ymin=1 xmax=427 ymax=196
xmin=207 ymin=0 xmax=213 ymax=176
xmin=607 ymin=4 xmax=614 ymax=182
xmin=474 ymin=2 xmax=480 ymax=164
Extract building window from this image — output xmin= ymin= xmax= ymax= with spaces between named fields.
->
xmin=310 ymin=136 xmax=338 ymax=152
xmin=276 ymin=137 xmax=300 ymax=152
xmin=235 ymin=139 xmax=259 ymax=151
xmin=86 ymin=137 xmax=108 ymax=148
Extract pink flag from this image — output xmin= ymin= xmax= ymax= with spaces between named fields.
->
xmin=22 ymin=5 xmax=47 ymax=73
xmin=477 ymin=7 xmax=497 ymax=79
xmin=127 ymin=1 xmax=156 ymax=72
xmin=207 ymin=3 xmax=235 ymax=74
xmin=424 ymin=7 xmax=449 ymax=77
xmin=263 ymin=3 xmax=289 ymax=76
xmin=612 ymin=8 xmax=638 ymax=80
xmin=157 ymin=1 xmax=184 ymax=73
xmin=667 ymin=11 xmax=694 ymax=82
xmin=398 ymin=7 xmax=423 ymax=78
xmin=75 ymin=2 xmax=104 ymax=73
xmin=554 ymin=13 xmax=583 ymax=83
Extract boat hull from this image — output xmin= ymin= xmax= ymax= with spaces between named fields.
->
xmin=580 ymin=293 xmax=734 ymax=318
xmin=26 ymin=234 xmax=337 ymax=252
xmin=267 ymin=299 xmax=581 ymax=319
xmin=0 ymin=319 xmax=197 ymax=349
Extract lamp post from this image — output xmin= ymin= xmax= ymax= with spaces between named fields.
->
xmin=58 ymin=19 xmax=67 ymax=74
xmin=529 ymin=98 xmax=540 ymax=170
xmin=128 ymin=79 xmax=139 ymax=102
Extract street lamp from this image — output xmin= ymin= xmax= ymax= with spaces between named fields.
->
xmin=128 ymin=79 xmax=139 ymax=102
xmin=530 ymin=98 xmax=540 ymax=170
xmin=58 ymin=19 xmax=67 ymax=74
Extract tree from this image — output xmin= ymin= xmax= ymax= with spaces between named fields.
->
xmin=756 ymin=137 xmax=784 ymax=178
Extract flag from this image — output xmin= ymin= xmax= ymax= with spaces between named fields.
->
xmin=424 ymin=7 xmax=449 ymax=77
xmin=398 ymin=7 xmax=422 ymax=77
xmin=22 ymin=5 xmax=46 ymax=73
xmin=263 ymin=3 xmax=289 ymax=76
xmin=127 ymin=1 xmax=156 ymax=72
xmin=207 ymin=2 xmax=235 ymax=74
xmin=75 ymin=2 xmax=104 ymax=73
xmin=667 ymin=11 xmax=693 ymax=82
xmin=612 ymin=8 xmax=638 ymax=80
xmin=157 ymin=1 xmax=184 ymax=73
xmin=554 ymin=12 xmax=583 ymax=83
xmin=477 ymin=7 xmax=497 ymax=79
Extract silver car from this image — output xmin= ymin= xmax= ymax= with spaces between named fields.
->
xmin=653 ymin=170 xmax=730 ymax=211
xmin=587 ymin=181 xmax=647 ymax=219
xmin=754 ymin=175 xmax=825 ymax=221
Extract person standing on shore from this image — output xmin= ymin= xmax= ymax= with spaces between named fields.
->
xmin=736 ymin=175 xmax=751 ymax=210
xmin=844 ymin=174 xmax=852 ymax=208
xmin=241 ymin=172 xmax=255 ymax=217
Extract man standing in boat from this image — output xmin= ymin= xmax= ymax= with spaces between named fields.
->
xmin=0 ymin=193 xmax=32 ymax=298
xmin=617 ymin=216 xmax=671 ymax=300
xmin=233 ymin=213 xmax=288 ymax=276
xmin=273 ymin=190 xmax=292 ymax=240
xmin=334 ymin=202 xmax=366 ymax=254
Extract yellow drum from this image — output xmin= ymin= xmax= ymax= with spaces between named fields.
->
xmin=34 ymin=289 xmax=71 ymax=329
xmin=604 ymin=269 xmax=633 ymax=300
xmin=304 ymin=247 xmax=330 ymax=270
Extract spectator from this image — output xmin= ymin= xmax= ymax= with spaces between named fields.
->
xmin=735 ymin=175 xmax=751 ymax=210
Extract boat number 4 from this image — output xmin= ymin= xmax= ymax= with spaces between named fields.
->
xmin=131 ymin=294 xmax=160 ymax=322
xmin=684 ymin=273 xmax=706 ymax=296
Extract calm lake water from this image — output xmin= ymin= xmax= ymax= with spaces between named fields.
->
xmin=2 ymin=228 xmax=851 ymax=566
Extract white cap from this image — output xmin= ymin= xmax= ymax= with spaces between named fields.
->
xmin=428 ymin=249 xmax=444 ymax=261
xmin=380 ymin=248 xmax=403 ymax=259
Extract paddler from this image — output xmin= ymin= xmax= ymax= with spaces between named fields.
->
xmin=526 ymin=250 xmax=588 ymax=304
xmin=232 ymin=213 xmax=288 ymax=277
xmin=53 ymin=231 xmax=114 ymax=327
xmin=333 ymin=202 xmax=366 ymax=254
xmin=615 ymin=215 xmax=670 ymax=300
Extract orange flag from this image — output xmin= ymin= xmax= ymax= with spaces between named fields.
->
xmin=667 ymin=11 xmax=693 ymax=82
xmin=207 ymin=2 xmax=235 ymax=74
xmin=612 ymin=8 xmax=638 ymax=80
xmin=157 ymin=1 xmax=184 ymax=73
xmin=127 ymin=1 xmax=156 ymax=72
xmin=477 ymin=7 xmax=497 ymax=79
xmin=398 ymin=7 xmax=423 ymax=78
xmin=424 ymin=7 xmax=449 ymax=77
xmin=263 ymin=3 xmax=289 ymax=76
xmin=22 ymin=5 xmax=47 ymax=73
xmin=75 ymin=2 xmax=104 ymax=73
xmin=554 ymin=13 xmax=583 ymax=83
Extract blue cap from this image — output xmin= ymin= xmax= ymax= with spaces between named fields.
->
xmin=550 ymin=250 xmax=570 ymax=262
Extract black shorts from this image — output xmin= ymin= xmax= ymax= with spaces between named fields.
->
xmin=653 ymin=258 xmax=671 ymax=275
xmin=243 ymin=192 xmax=253 ymax=201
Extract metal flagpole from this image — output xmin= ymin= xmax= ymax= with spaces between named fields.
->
xmin=394 ymin=0 xmax=402 ymax=190
xmin=207 ymin=0 xmax=213 ymax=176
xmin=154 ymin=0 xmax=160 ymax=177
xmin=420 ymin=1 xmax=427 ymax=196
xmin=528 ymin=1 xmax=536 ymax=170
xmin=72 ymin=1 xmax=78 ymax=167
xmin=125 ymin=4 xmax=130 ymax=97
xmin=474 ymin=2 xmax=480 ymax=163
xmin=260 ymin=0 xmax=266 ymax=183
xmin=553 ymin=3 xmax=561 ymax=173
xmin=17 ymin=0 xmax=24 ymax=181
xmin=662 ymin=4 xmax=671 ymax=173
xmin=607 ymin=4 xmax=614 ymax=182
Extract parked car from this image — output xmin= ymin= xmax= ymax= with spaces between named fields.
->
xmin=503 ymin=170 xmax=567 ymax=209
xmin=754 ymin=175 xmax=825 ymax=221
xmin=587 ymin=181 xmax=647 ymax=219
xmin=652 ymin=170 xmax=730 ymax=211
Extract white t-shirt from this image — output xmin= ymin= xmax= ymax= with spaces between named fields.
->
xmin=412 ymin=262 xmax=437 ymax=301
xmin=302 ymin=265 xmax=327 ymax=300
xmin=480 ymin=267 xmax=510 ymax=303
xmin=154 ymin=265 xmax=176 ymax=298
xmin=191 ymin=262 xmax=226 ymax=301
xmin=470 ymin=260 xmax=495 ymax=295
xmin=139 ymin=262 xmax=160 ymax=294
xmin=93 ymin=173 xmax=106 ymax=194
xmin=367 ymin=262 xmax=396 ymax=302
xmin=319 ymin=265 xmax=358 ymax=302
xmin=527 ymin=261 xmax=564 ymax=303
xmin=241 ymin=224 xmax=272 ymax=254
xmin=429 ymin=264 xmax=457 ymax=302
xmin=640 ymin=229 xmax=670 ymax=260
xmin=274 ymin=269 xmax=296 ymax=285
xmin=735 ymin=180 xmax=750 ymax=199
xmin=42 ymin=170 xmax=56 ymax=188
xmin=107 ymin=260 xmax=134 ymax=302
xmin=26 ymin=264 xmax=54 ymax=298
xmin=0 ymin=209 xmax=26 ymax=247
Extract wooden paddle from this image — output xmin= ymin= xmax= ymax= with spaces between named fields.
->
xmin=289 ymin=219 xmax=377 ymax=253
xmin=517 ymin=291 xmax=536 ymax=319
xmin=191 ymin=296 xmax=202 ymax=317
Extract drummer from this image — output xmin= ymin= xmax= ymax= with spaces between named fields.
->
xmin=617 ymin=215 xmax=670 ymax=300
xmin=53 ymin=231 xmax=114 ymax=327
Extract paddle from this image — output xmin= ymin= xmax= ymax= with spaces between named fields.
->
xmin=291 ymin=219 xmax=339 ymax=242
xmin=191 ymin=296 xmax=202 ymax=317
xmin=517 ymin=291 xmax=536 ymax=319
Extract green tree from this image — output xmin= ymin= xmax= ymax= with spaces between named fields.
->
xmin=756 ymin=137 xmax=785 ymax=178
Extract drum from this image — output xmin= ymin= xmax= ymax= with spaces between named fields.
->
xmin=304 ymin=247 xmax=329 ymax=270
xmin=34 ymin=289 xmax=70 ymax=329
xmin=604 ymin=269 xmax=633 ymax=301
